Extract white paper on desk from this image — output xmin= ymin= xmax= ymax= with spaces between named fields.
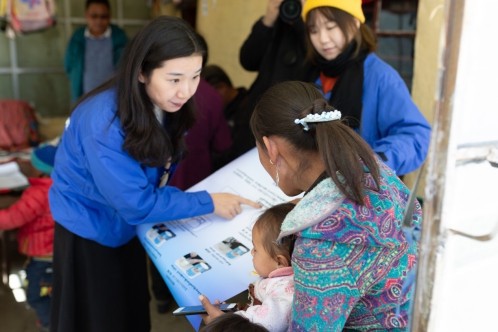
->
xmin=0 ymin=161 xmax=28 ymax=190
xmin=136 ymin=148 xmax=295 ymax=330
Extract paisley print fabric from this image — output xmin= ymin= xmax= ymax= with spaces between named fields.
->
xmin=282 ymin=162 xmax=422 ymax=331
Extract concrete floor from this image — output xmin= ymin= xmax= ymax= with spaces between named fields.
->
xmin=0 ymin=285 xmax=195 ymax=332
xmin=0 ymin=231 xmax=195 ymax=332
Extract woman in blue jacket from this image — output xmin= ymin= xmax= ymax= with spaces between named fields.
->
xmin=301 ymin=0 xmax=431 ymax=176
xmin=49 ymin=16 xmax=259 ymax=332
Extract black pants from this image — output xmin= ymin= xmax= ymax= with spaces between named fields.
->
xmin=50 ymin=223 xmax=150 ymax=332
xmin=149 ymin=261 xmax=172 ymax=303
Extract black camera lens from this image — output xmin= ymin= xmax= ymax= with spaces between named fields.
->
xmin=279 ymin=0 xmax=302 ymax=24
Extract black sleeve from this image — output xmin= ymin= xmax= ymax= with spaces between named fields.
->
xmin=239 ymin=18 xmax=275 ymax=71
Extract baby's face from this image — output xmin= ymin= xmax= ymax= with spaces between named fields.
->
xmin=251 ymin=227 xmax=278 ymax=278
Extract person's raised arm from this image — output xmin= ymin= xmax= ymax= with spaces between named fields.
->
xmin=239 ymin=0 xmax=283 ymax=71
xmin=261 ymin=0 xmax=283 ymax=27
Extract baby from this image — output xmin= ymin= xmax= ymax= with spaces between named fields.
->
xmin=200 ymin=202 xmax=295 ymax=332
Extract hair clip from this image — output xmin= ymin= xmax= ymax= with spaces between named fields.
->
xmin=294 ymin=110 xmax=342 ymax=131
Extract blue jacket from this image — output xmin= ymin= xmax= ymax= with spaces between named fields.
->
xmin=64 ymin=24 xmax=128 ymax=102
xmin=49 ymin=89 xmax=214 ymax=247
xmin=315 ymin=53 xmax=431 ymax=175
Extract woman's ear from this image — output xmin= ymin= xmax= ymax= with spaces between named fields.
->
xmin=262 ymin=136 xmax=279 ymax=164
xmin=138 ymin=72 xmax=146 ymax=84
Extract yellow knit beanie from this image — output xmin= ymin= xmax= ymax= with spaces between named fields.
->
xmin=302 ymin=0 xmax=365 ymax=23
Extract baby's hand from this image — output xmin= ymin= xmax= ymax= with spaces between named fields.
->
xmin=199 ymin=294 xmax=225 ymax=324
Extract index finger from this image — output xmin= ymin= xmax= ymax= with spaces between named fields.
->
xmin=237 ymin=197 xmax=262 ymax=209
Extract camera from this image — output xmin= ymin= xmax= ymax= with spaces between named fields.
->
xmin=279 ymin=0 xmax=302 ymax=24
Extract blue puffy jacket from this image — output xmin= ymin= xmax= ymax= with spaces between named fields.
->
xmin=315 ymin=53 xmax=431 ymax=175
xmin=49 ymin=89 xmax=214 ymax=247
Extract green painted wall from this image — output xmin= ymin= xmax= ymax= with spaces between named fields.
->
xmin=0 ymin=0 xmax=151 ymax=118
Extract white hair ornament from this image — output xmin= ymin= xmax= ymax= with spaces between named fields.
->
xmin=294 ymin=110 xmax=342 ymax=131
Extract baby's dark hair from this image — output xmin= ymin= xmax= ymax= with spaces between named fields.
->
xmin=200 ymin=313 xmax=269 ymax=332
xmin=253 ymin=202 xmax=296 ymax=265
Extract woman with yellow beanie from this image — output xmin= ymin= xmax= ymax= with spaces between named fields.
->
xmin=301 ymin=0 xmax=431 ymax=177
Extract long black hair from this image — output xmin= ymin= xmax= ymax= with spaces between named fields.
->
xmin=81 ymin=16 xmax=206 ymax=167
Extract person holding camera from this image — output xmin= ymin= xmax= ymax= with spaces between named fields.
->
xmin=236 ymin=0 xmax=307 ymax=158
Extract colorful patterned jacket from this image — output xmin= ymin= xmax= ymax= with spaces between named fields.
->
xmin=279 ymin=162 xmax=422 ymax=331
